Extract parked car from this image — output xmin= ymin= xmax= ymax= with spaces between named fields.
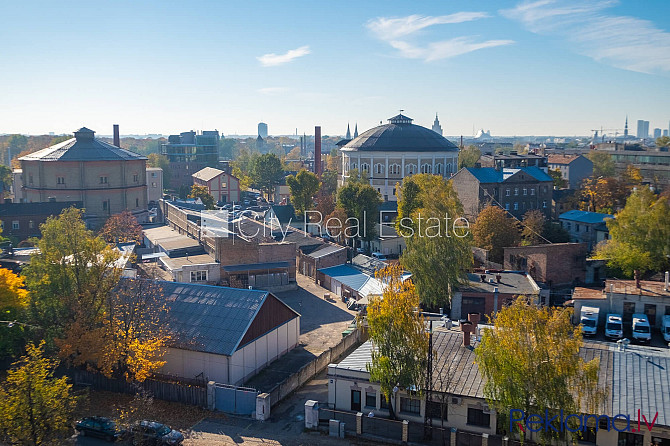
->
xmin=605 ymin=313 xmax=624 ymax=340
xmin=75 ymin=416 xmax=125 ymax=442
xmin=128 ymin=420 xmax=184 ymax=445
xmin=631 ymin=314 xmax=652 ymax=343
xmin=371 ymin=252 xmax=388 ymax=262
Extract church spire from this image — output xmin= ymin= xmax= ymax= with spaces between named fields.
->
xmin=346 ymin=123 xmax=351 ymax=140
xmin=354 ymin=123 xmax=358 ymax=138
xmin=432 ymin=113 xmax=443 ymax=136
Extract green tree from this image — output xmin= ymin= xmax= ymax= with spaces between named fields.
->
xmin=396 ymin=174 xmax=472 ymax=308
xmin=365 ymin=265 xmax=428 ymax=420
xmin=337 ymin=180 xmax=381 ymax=243
xmin=548 ymin=168 xmax=567 ymax=189
xmin=521 ymin=210 xmax=546 ymax=246
xmin=656 ymin=135 xmax=670 ymax=149
xmin=595 ymin=187 xmax=670 ymax=276
xmin=471 ymin=205 xmax=520 ymax=264
xmin=0 ymin=165 xmax=13 ymax=197
xmin=188 ymin=184 xmax=216 ymax=209
xmin=586 ymin=151 xmax=615 ymax=178
xmin=320 ymin=169 xmax=339 ymax=197
xmin=286 ymin=169 xmax=321 ymax=217
xmin=23 ymin=207 xmax=121 ymax=350
xmin=458 ymin=145 xmax=481 ymax=169
xmin=475 ymin=297 xmax=605 ymax=444
xmin=147 ymin=153 xmax=171 ymax=189
xmin=250 ymin=153 xmax=284 ymax=198
xmin=542 ymin=222 xmax=571 ymax=243
xmin=0 ymin=342 xmax=78 ymax=445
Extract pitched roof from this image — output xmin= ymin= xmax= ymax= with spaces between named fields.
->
xmin=18 ymin=128 xmax=147 ymax=162
xmin=0 ymin=201 xmax=83 ymax=217
xmin=159 ymin=280 xmax=297 ymax=356
xmin=307 ymin=244 xmax=346 ymax=259
xmin=463 ymin=166 xmax=553 ymax=184
xmin=559 ymin=210 xmax=614 ymax=224
xmin=192 ymin=167 xmax=225 ymax=182
xmin=547 ymin=154 xmax=589 ymax=165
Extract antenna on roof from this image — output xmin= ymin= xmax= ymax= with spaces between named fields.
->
xmin=399 ymin=109 xmax=404 ymax=114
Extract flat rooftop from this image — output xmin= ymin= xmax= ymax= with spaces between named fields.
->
xmin=460 ymin=271 xmax=539 ymax=295
xmin=160 ymin=254 xmax=218 ymax=270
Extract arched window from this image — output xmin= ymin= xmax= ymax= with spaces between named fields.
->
xmin=389 ymin=163 xmax=401 ymax=175
xmin=421 ymin=163 xmax=432 ymax=174
xmin=435 ymin=163 xmax=442 ymax=175
xmin=351 ymin=162 xmax=358 ymax=170
xmin=375 ymin=163 xmax=385 ymax=175
xmin=360 ymin=163 xmax=370 ymax=173
xmin=406 ymin=164 xmax=417 ymax=175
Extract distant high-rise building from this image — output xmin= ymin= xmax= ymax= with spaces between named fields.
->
xmin=432 ymin=113 xmax=443 ymax=136
xmin=345 ymin=123 xmax=351 ymax=140
xmin=354 ymin=123 xmax=358 ymax=138
xmin=637 ymin=120 xmax=649 ymax=139
xmin=654 ymin=128 xmax=662 ymax=139
xmin=663 ymin=129 xmax=669 ymax=137
xmin=258 ymin=122 xmax=268 ymax=139
xmin=624 ymin=116 xmax=628 ymax=137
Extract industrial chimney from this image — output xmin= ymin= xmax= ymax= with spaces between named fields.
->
xmin=113 ymin=124 xmax=120 ymax=148
xmin=314 ymin=126 xmax=322 ymax=176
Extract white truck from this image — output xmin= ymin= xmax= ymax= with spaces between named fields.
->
xmin=580 ymin=306 xmax=600 ymax=336
xmin=631 ymin=314 xmax=652 ymax=343
xmin=662 ymin=315 xmax=670 ymax=343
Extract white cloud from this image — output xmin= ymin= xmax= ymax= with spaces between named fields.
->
xmin=390 ymin=38 xmax=514 ymax=61
xmin=366 ymin=13 xmax=513 ymax=62
xmin=367 ymin=12 xmax=490 ymax=40
xmin=501 ymin=0 xmax=670 ymax=74
xmin=257 ymin=46 xmax=310 ymax=67
xmin=257 ymin=87 xmax=289 ymax=95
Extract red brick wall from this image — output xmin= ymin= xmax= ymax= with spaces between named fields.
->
xmin=503 ymin=243 xmax=587 ymax=286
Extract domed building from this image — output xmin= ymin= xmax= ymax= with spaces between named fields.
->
xmin=17 ymin=127 xmax=148 ymax=226
xmin=340 ymin=113 xmax=459 ymax=201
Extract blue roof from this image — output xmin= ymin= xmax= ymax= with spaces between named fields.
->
xmin=318 ymin=264 xmax=372 ymax=292
xmin=157 ymin=280 xmax=271 ymax=356
xmin=559 ymin=210 xmax=614 ymax=224
xmin=464 ymin=166 xmax=553 ymax=183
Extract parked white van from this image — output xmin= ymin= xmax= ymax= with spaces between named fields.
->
xmin=605 ymin=314 xmax=624 ymax=340
xmin=631 ymin=314 xmax=652 ymax=343
xmin=663 ymin=315 xmax=670 ymax=343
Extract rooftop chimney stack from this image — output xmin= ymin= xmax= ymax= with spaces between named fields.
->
xmin=314 ymin=126 xmax=322 ymax=176
xmin=113 ymin=124 xmax=120 ymax=148
xmin=460 ymin=320 xmax=474 ymax=347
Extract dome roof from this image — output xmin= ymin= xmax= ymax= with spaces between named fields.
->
xmin=341 ymin=114 xmax=458 ymax=153
xmin=19 ymin=127 xmax=147 ymax=162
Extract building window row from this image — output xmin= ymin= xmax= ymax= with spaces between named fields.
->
xmin=190 ymin=270 xmax=208 ymax=282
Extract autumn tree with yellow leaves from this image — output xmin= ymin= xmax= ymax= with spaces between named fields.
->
xmin=475 ymin=297 xmax=606 ymax=444
xmin=23 ymin=208 xmax=170 ymax=382
xmin=0 ymin=341 xmax=78 ymax=445
xmin=365 ymin=265 xmax=428 ymax=420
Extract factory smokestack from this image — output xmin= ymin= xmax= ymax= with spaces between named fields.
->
xmin=113 ymin=124 xmax=120 ymax=148
xmin=314 ymin=126 xmax=322 ymax=175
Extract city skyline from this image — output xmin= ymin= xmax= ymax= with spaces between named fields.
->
xmin=1 ymin=0 xmax=669 ymax=137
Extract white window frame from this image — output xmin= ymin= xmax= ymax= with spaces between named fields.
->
xmin=421 ymin=163 xmax=432 ymax=174
xmin=375 ymin=163 xmax=384 ymax=175
xmin=190 ymin=270 xmax=208 ymax=282
xmin=360 ymin=163 xmax=370 ymax=173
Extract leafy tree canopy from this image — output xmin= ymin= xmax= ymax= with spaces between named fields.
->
xmin=586 ymin=151 xmax=615 ymax=178
xmin=337 ymin=180 xmax=381 ymax=242
xmin=100 ymin=210 xmax=143 ymax=245
xmin=250 ymin=153 xmax=285 ymax=197
xmin=458 ymin=145 xmax=481 ymax=169
xmin=471 ymin=205 xmax=520 ymax=264
xmin=286 ymin=169 xmax=320 ymax=217
xmin=188 ymin=184 xmax=216 ymax=209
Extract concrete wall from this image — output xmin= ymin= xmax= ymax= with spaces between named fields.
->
xmin=146 ymin=168 xmax=163 ymax=205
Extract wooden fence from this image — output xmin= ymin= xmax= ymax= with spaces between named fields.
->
xmin=69 ymin=369 xmax=207 ymax=407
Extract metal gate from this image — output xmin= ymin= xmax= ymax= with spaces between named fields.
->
xmin=214 ymin=384 xmax=258 ymax=415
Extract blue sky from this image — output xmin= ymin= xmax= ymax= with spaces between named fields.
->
xmin=1 ymin=0 xmax=669 ymax=137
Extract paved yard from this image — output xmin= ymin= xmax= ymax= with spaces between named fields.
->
xmin=244 ymin=273 xmax=357 ymax=393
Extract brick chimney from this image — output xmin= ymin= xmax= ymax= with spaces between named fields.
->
xmin=461 ymin=320 xmax=474 ymax=347
xmin=113 ymin=124 xmax=120 ymax=148
xmin=468 ymin=313 xmax=480 ymax=328
xmin=314 ymin=126 xmax=322 ymax=175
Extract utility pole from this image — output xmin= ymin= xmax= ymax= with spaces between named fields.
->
xmin=424 ymin=320 xmax=433 ymax=440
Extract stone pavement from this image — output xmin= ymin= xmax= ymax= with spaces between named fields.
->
xmin=244 ymin=274 xmax=357 ymax=393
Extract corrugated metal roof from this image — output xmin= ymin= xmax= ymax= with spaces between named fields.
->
xmin=307 ymin=244 xmax=346 ymax=259
xmin=559 ymin=210 xmax=614 ymax=224
xmin=18 ymin=128 xmax=147 ymax=162
xmin=465 ymin=166 xmax=553 ymax=184
xmin=318 ymin=264 xmax=371 ymax=292
xmin=160 ymin=280 xmax=270 ymax=356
